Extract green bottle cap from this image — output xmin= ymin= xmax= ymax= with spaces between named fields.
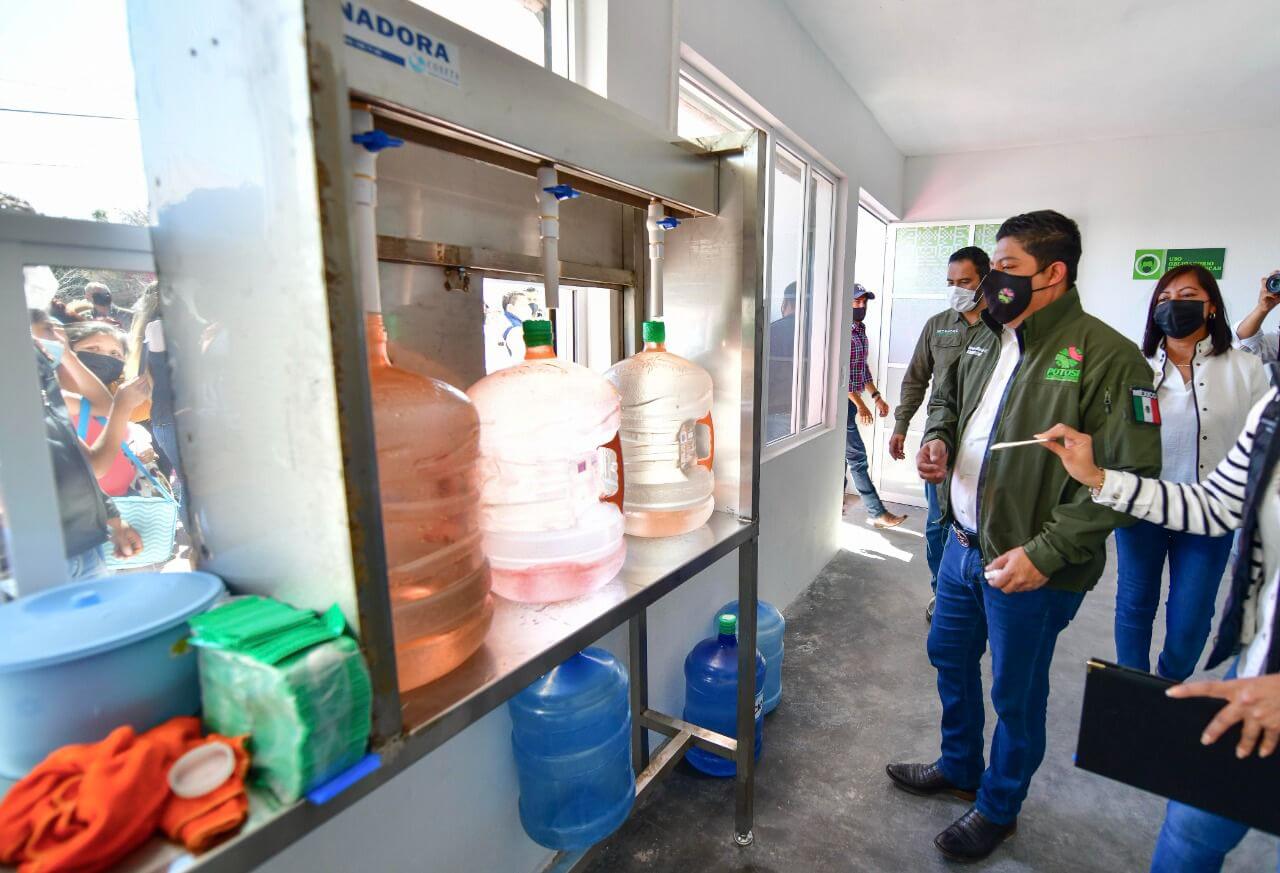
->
xmin=522 ymin=319 xmax=553 ymax=348
xmin=642 ymin=320 xmax=666 ymax=344
xmin=717 ymin=613 xmax=737 ymax=636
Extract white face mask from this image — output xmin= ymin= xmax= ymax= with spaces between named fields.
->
xmin=949 ymin=285 xmax=979 ymax=313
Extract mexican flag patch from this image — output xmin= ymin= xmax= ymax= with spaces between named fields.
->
xmin=1131 ymin=387 xmax=1161 ymax=425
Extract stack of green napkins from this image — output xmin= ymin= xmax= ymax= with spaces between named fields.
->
xmin=189 ymin=597 xmax=372 ymax=803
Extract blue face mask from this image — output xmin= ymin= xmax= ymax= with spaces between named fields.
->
xmin=37 ymin=337 xmax=65 ymax=369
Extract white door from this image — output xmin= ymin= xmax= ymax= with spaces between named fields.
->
xmin=871 ymin=221 xmax=1001 ymax=506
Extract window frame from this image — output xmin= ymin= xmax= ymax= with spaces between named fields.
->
xmin=676 ymin=64 xmax=847 ymax=460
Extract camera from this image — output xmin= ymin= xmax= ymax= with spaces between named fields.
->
xmin=1268 ymin=272 xmax=1280 ymax=295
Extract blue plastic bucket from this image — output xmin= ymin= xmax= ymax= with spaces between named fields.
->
xmin=0 ymin=571 xmax=224 ymax=777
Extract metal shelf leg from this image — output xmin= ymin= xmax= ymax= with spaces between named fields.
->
xmin=734 ymin=535 xmax=758 ymax=846
xmin=629 ymin=610 xmax=650 ymax=773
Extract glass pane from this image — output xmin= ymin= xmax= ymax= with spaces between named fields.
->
xmin=20 ymin=264 xmax=194 ymax=588
xmin=765 ymin=147 xmax=806 ymax=444
xmin=887 ymin=297 xmax=950 ymax=363
xmin=974 ymin=223 xmax=1000 ymax=256
xmin=854 ymin=206 xmax=888 ymax=292
xmin=890 ymin=224 xmax=972 ymax=296
xmin=802 ymin=172 xmax=835 ymax=429
xmin=481 ymin=277 xmax=575 ymax=374
xmin=677 ymin=77 xmax=752 ymax=142
xmin=411 ymin=0 xmax=546 ymax=67
xmin=0 ymin=1 xmax=149 ymax=221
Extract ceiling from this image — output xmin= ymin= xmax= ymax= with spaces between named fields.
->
xmin=780 ymin=0 xmax=1280 ymax=156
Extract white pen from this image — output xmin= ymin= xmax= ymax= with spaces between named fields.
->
xmin=989 ymin=437 xmax=1052 ymax=451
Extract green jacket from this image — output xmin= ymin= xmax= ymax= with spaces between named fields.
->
xmin=924 ymin=287 xmax=1162 ymax=593
xmin=894 ymin=308 xmax=989 ymax=437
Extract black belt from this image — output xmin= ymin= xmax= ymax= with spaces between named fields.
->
xmin=952 ymin=524 xmax=980 ymax=550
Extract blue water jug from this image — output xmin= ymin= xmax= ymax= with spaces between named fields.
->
xmin=682 ymin=613 xmax=766 ymax=777
xmin=717 ymin=599 xmax=785 ymax=714
xmin=508 ymin=648 xmax=635 ymax=850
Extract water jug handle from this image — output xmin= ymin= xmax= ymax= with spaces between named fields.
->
xmin=601 ymin=431 xmax=626 ymax=509
xmin=696 ymin=412 xmax=715 ymax=471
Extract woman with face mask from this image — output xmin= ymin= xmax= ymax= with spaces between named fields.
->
xmin=1113 ymin=265 xmax=1271 ymax=681
xmin=61 ymin=322 xmax=163 ymax=498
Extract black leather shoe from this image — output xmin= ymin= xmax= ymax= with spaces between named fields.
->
xmin=885 ymin=762 xmax=977 ymax=801
xmin=934 ymin=807 xmax=1016 ymax=863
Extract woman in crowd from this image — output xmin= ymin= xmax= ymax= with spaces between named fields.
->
xmin=61 ymin=321 xmax=167 ymax=499
xmin=1039 ymin=387 xmax=1280 ymax=872
xmin=1114 ymin=265 xmax=1270 ymax=679
xmin=26 ymin=311 xmax=149 ymax=579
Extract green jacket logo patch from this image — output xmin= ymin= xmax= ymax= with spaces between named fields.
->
xmin=1045 ymin=345 xmax=1083 ymax=383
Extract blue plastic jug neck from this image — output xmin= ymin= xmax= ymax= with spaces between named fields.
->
xmin=718 ymin=632 xmax=737 ymax=645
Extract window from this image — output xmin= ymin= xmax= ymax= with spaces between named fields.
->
xmin=677 ymin=68 xmax=842 ymax=452
xmin=480 ymin=277 xmax=619 ymax=375
xmin=0 ymin=0 xmax=149 ymax=222
xmin=412 ymin=0 xmax=574 ymax=77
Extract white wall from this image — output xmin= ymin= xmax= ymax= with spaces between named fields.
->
xmin=903 ymin=127 xmax=1280 ymax=343
xmin=261 ymin=4 xmax=904 ymax=871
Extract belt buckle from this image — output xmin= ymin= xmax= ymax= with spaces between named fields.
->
xmin=953 ymin=525 xmax=972 ymax=549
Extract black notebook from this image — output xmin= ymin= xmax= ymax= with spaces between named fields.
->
xmin=1075 ymin=659 xmax=1280 ymax=836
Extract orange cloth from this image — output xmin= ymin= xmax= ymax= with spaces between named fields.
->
xmin=0 ymin=717 xmax=250 ymax=873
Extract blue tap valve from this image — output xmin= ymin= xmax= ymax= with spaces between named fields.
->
xmin=352 ymin=130 xmax=404 ymax=152
xmin=656 ymin=216 xmax=680 ymax=230
xmin=543 ymin=184 xmax=581 ymax=201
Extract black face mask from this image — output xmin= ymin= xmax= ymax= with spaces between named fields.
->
xmin=851 ymin=307 xmax=868 ymax=323
xmin=1153 ymin=299 xmax=1207 ymax=339
xmin=77 ymin=351 xmax=124 ymax=386
xmin=980 ymin=268 xmax=1052 ymax=324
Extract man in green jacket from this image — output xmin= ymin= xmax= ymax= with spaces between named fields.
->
xmin=889 ymin=246 xmax=991 ymax=622
xmin=885 ymin=210 xmax=1162 ymax=862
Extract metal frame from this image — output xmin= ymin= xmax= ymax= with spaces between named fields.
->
xmin=0 ymin=213 xmax=155 ymax=596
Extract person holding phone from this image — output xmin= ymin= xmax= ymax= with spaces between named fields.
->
xmin=1230 ymin=270 xmax=1280 ymax=362
xmin=1039 ymin=387 xmax=1280 ymax=871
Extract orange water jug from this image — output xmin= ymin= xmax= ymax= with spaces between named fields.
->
xmin=366 ymin=314 xmax=493 ymax=691
xmin=604 ymin=321 xmax=715 ymax=537
xmin=467 ymin=320 xmax=626 ymax=603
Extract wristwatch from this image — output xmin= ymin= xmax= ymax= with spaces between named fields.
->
xmin=871 ymin=391 xmax=881 ymax=400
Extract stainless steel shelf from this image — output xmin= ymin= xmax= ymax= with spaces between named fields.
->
xmin=33 ymin=513 xmax=756 ymax=873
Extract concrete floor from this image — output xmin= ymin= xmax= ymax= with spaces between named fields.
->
xmin=586 ymin=501 xmax=1277 ymax=872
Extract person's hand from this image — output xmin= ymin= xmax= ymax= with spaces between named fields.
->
xmin=917 ymin=439 xmax=949 ymax=484
xmin=888 ymin=433 xmax=906 ymax=461
xmin=50 ymin=323 xmax=69 ymax=348
xmin=114 ymin=374 xmax=153 ymax=414
xmin=858 ymin=406 xmax=873 ymax=425
xmin=875 ymin=397 xmax=889 ymax=418
xmin=1036 ymin=423 xmax=1105 ymax=489
xmin=1257 ymin=273 xmax=1280 ymax=313
xmin=107 ymin=517 xmax=143 ymax=559
xmin=1168 ymin=673 xmax=1280 ymax=758
xmin=985 ymin=546 xmax=1048 ymax=592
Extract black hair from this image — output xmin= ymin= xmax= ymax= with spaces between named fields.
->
xmin=995 ymin=210 xmax=1082 ymax=285
xmin=949 ymin=246 xmax=990 ymax=278
xmin=87 ymin=282 xmax=112 ymax=306
xmin=1141 ymin=264 xmax=1232 ymax=358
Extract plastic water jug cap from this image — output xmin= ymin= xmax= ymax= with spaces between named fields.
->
xmin=717 ymin=613 xmax=737 ymax=636
xmin=642 ymin=320 xmax=666 ymax=344
xmin=522 ymin=319 xmax=553 ymax=348
xmin=168 ymin=741 xmax=236 ymax=799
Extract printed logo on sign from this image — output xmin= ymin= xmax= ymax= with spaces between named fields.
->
xmin=342 ymin=2 xmax=462 ymax=87
xmin=1045 ymin=345 xmax=1083 ymax=383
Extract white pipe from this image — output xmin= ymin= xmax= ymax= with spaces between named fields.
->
xmin=536 ymin=165 xmax=561 ymax=311
xmin=645 ymin=200 xmax=665 ymax=319
xmin=350 ymin=108 xmax=381 ymax=314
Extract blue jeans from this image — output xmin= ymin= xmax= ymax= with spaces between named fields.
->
xmin=1115 ymin=521 xmax=1234 ymax=681
xmin=845 ymin=400 xmax=887 ymax=518
xmin=927 ymin=532 xmax=1085 ymax=824
xmin=924 ymin=481 xmax=946 ymax=592
xmin=67 ymin=544 xmax=109 ymax=580
xmin=1150 ymin=663 xmax=1278 ymax=871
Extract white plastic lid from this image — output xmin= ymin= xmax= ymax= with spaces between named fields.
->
xmin=168 ymin=741 xmax=236 ymax=799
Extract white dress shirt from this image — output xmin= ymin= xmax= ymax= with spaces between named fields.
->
xmin=950 ymin=327 xmax=1020 ymax=532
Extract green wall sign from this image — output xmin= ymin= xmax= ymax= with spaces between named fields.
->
xmin=1132 ymin=247 xmax=1226 ymax=280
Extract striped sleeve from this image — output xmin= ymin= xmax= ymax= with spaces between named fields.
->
xmin=1094 ymin=388 xmax=1276 ymax=536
